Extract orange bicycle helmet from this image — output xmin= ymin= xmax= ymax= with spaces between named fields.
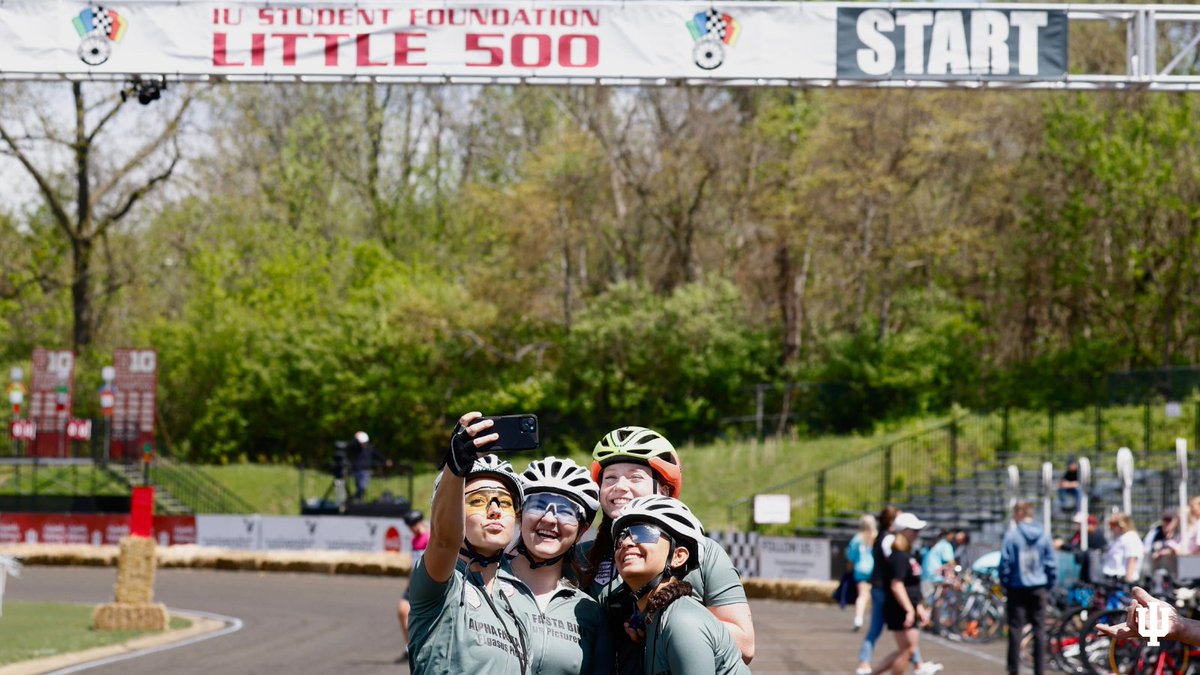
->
xmin=591 ymin=426 xmax=682 ymax=497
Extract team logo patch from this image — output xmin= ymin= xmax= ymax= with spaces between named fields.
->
xmin=72 ymin=6 xmax=129 ymax=66
xmin=464 ymin=584 xmax=482 ymax=609
xmin=686 ymin=8 xmax=741 ymax=70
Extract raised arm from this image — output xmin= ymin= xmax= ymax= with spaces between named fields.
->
xmin=422 ymin=412 xmax=496 ymax=583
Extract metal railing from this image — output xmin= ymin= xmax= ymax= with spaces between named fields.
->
xmin=1 ymin=418 xmax=254 ymax=515
xmin=726 ymin=401 xmax=1200 ymax=533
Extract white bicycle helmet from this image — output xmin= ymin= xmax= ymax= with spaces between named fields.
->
xmin=610 ymin=494 xmax=705 ymax=572
xmin=521 ymin=457 xmax=601 ymax=522
xmin=590 ymin=426 xmax=683 ymax=497
xmin=432 ymin=454 xmax=524 ymax=506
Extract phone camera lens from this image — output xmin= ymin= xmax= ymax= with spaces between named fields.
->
xmin=521 ymin=418 xmax=535 ymax=432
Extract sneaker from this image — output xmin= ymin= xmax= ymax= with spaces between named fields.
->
xmin=853 ymin=617 xmax=863 ymax=631
xmin=394 ymin=647 xmax=409 ymax=664
xmin=914 ymin=663 xmax=944 ymax=675
xmin=855 ymin=667 xmax=872 ymax=675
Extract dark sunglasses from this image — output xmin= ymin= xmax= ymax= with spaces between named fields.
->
xmin=525 ymin=494 xmax=584 ymax=526
xmin=614 ymin=523 xmax=670 ymax=547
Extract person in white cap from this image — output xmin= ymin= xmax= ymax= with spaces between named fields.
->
xmin=871 ymin=512 xmax=931 ymax=675
xmin=350 ymin=431 xmax=390 ymax=501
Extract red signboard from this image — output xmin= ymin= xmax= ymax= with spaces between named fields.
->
xmin=28 ymin=348 xmax=75 ymax=457
xmin=66 ymin=418 xmax=92 ymax=441
xmin=130 ymin=486 xmax=155 ymax=538
xmin=111 ymin=348 xmax=158 ymax=460
xmin=9 ymin=419 xmax=36 ymax=441
xmin=0 ymin=514 xmax=197 ymax=546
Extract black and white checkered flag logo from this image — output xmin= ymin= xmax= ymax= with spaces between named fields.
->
xmin=92 ymin=6 xmax=113 ymax=36
xmin=705 ymin=9 xmax=728 ymax=40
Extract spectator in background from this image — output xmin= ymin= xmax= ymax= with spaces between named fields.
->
xmin=1058 ymin=457 xmax=1082 ymax=514
xmin=856 ymin=507 xmax=941 ymax=675
xmin=1180 ymin=496 xmax=1200 ymax=554
xmin=396 ymin=510 xmax=428 ymax=663
xmin=1000 ymin=501 xmax=1057 ymax=675
xmin=1144 ymin=508 xmax=1181 ymax=575
xmin=871 ymin=513 xmax=932 ymax=675
xmin=1066 ymin=514 xmax=1106 ymax=583
xmin=920 ymin=530 xmax=956 ymax=599
xmin=953 ymin=530 xmax=972 ymax=566
xmin=350 ymin=431 xmax=391 ymax=501
xmin=1103 ymin=512 xmax=1143 ymax=583
xmin=847 ymin=514 xmax=878 ymax=631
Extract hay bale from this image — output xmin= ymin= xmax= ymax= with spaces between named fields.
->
xmin=113 ymin=537 xmax=157 ymax=604
xmin=741 ymin=578 xmax=839 ymax=603
xmin=92 ymin=602 xmax=169 ymax=632
xmin=213 ymin=552 xmax=261 ymax=571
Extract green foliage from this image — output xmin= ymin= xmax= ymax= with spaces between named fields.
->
xmin=6 ymin=84 xmax=1200 ymax=465
xmin=815 ymin=287 xmax=983 ymax=427
xmin=554 ymin=278 xmax=773 ymax=443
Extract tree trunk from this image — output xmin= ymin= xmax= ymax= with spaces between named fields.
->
xmin=853 ymin=204 xmax=876 ymax=333
xmin=71 ymin=238 xmax=93 ymax=351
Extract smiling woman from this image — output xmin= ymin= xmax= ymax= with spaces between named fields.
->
xmin=505 ymin=457 xmax=611 ymax=675
xmin=611 ymin=496 xmax=749 ymax=675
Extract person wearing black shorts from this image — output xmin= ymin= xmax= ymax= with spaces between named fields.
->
xmin=873 ymin=512 xmax=930 ymax=675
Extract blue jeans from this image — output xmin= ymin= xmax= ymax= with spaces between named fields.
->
xmin=858 ymin=586 xmax=923 ymax=664
xmin=1058 ymin=487 xmax=1081 ymax=513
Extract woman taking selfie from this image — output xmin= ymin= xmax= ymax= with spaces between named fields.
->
xmin=506 ymin=457 xmax=612 ymax=674
xmin=406 ymin=412 xmax=528 ymax=675
xmin=583 ymin=426 xmax=754 ymax=672
xmin=611 ymin=494 xmax=749 ymax=675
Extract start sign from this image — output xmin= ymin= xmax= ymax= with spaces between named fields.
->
xmin=9 ymin=419 xmax=35 ymax=441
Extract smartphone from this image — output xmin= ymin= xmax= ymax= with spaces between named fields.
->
xmin=479 ymin=414 xmax=539 ymax=452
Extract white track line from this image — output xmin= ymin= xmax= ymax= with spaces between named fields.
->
xmin=45 ymin=609 xmax=244 ymax=674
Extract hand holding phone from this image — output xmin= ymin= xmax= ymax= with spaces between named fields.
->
xmin=479 ymin=414 xmax=539 ymax=452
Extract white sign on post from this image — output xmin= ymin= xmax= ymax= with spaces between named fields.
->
xmin=0 ymin=555 xmax=22 ymax=619
xmin=1166 ymin=402 xmax=1183 ymax=418
xmin=753 ymin=494 xmax=791 ymax=525
xmin=757 ymin=536 xmax=830 ymax=580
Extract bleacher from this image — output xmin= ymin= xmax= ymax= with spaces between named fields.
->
xmin=818 ymin=456 xmax=1191 ymax=551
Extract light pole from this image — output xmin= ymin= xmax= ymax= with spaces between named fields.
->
xmin=100 ymin=366 xmax=115 ymax=466
xmin=7 ymin=368 xmax=24 ymax=459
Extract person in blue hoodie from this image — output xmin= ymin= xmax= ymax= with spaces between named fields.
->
xmin=999 ymin=501 xmax=1058 ymax=675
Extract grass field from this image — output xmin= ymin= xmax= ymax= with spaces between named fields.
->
xmin=199 ymin=419 xmax=943 ymax=531
xmin=0 ymin=603 xmax=190 ymax=665
xmin=0 ymin=465 xmax=130 ymax=496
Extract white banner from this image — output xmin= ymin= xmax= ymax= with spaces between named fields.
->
xmin=197 ymin=514 xmax=411 ymax=552
xmin=0 ymin=1 xmax=836 ymax=80
xmin=758 ymin=536 xmax=830 ymax=580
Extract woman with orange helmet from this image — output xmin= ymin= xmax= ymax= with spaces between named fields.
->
xmin=581 ymin=426 xmax=754 ymax=673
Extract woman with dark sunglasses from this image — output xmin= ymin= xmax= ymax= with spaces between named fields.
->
xmin=505 ymin=457 xmax=613 ymax=674
xmin=585 ymin=426 xmax=753 ymax=673
xmin=612 ymin=495 xmax=749 ymax=675
xmin=407 ymin=412 xmax=530 ymax=675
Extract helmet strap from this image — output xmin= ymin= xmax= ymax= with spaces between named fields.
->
xmin=460 ymin=540 xmax=505 ymax=568
xmin=632 ymin=566 xmax=674 ymax=602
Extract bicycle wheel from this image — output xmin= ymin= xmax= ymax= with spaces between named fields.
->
xmin=1107 ymin=637 xmax=1190 ymax=675
xmin=931 ymin=585 xmax=961 ymax=638
xmin=957 ymin=592 xmax=1004 ymax=644
xmin=1054 ymin=606 xmax=1094 ymax=674
xmin=1081 ymin=608 xmax=1136 ymax=675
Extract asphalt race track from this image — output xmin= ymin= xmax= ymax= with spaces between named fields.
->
xmin=7 ymin=567 xmax=1005 ymax=674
